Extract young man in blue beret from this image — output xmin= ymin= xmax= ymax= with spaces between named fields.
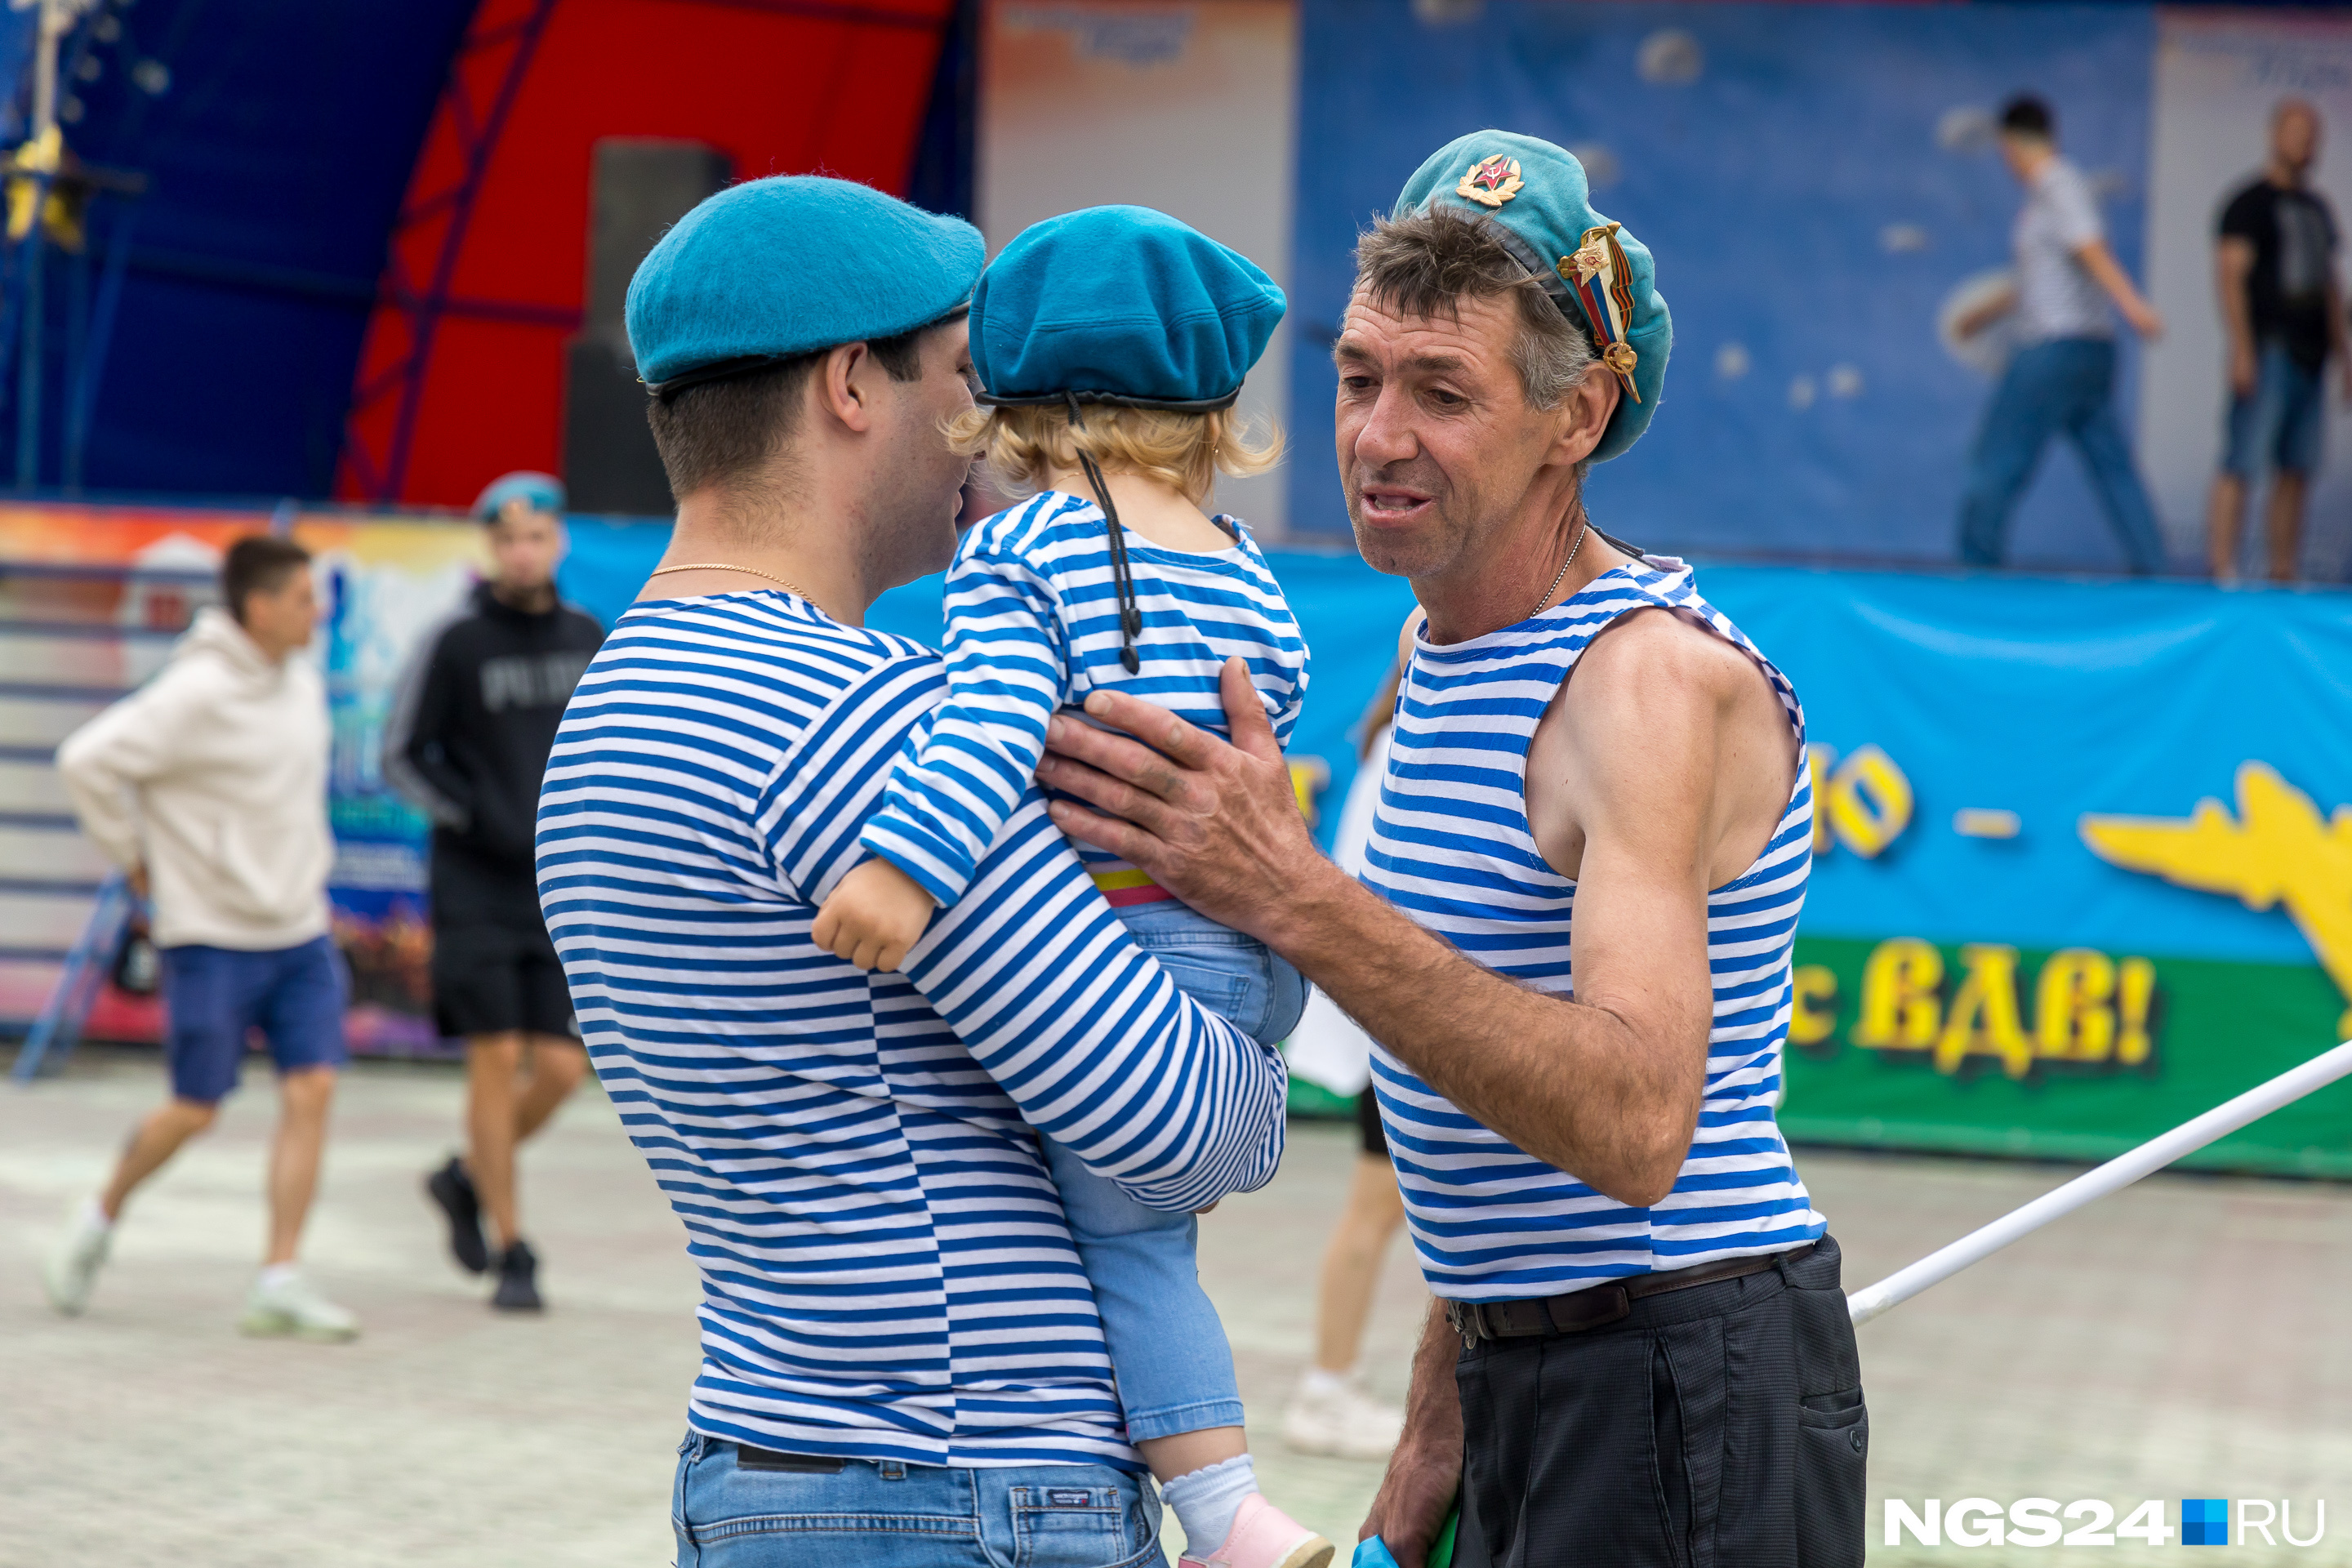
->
xmin=534 ymin=175 xmax=1291 ymax=1568
xmin=1037 ymin=131 xmax=1866 ymax=1567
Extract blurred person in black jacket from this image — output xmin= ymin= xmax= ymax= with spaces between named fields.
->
xmin=385 ymin=472 xmax=604 ymax=1312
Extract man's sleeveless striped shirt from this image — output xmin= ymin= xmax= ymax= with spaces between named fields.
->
xmin=1365 ymin=558 xmax=1826 ymax=1302
xmin=535 ymin=590 xmax=1287 ymax=1467
xmin=864 ymin=491 xmax=1307 ymax=907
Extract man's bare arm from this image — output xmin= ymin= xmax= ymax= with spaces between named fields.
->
xmin=2076 ymin=238 xmax=2163 ymax=340
xmin=1035 ymin=653 xmax=1724 ymax=1206
xmin=1952 ymin=281 xmax=2019 ymax=341
xmin=1358 ymin=1299 xmax=1464 ymax=1568
xmin=2329 ymin=270 xmax=2350 ymax=402
xmin=2217 ymin=236 xmax=2257 ymax=397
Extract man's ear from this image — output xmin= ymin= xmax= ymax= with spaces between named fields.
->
xmin=1552 ymin=367 xmax=1621 ymax=468
xmin=814 ymin=341 xmax=877 ymax=434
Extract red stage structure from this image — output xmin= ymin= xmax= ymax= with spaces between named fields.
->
xmin=338 ymin=0 xmax=956 ymax=510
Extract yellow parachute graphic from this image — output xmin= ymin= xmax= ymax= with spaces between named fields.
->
xmin=2080 ymin=762 xmax=2352 ymax=1039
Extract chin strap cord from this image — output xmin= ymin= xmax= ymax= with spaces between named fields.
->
xmin=1067 ymin=392 xmax=1143 ymax=674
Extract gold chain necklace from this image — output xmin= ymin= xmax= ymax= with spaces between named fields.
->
xmin=1528 ymin=520 xmax=1592 ymax=621
xmin=646 ymin=563 xmax=814 ymax=601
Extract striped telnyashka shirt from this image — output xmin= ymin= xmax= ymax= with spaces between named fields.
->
xmin=1364 ymin=558 xmax=1827 ymax=1303
xmin=535 ymin=590 xmax=1288 ymax=1467
xmin=863 ymin=492 xmax=1309 ymax=907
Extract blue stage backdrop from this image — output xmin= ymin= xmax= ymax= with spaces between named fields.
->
xmin=1291 ymin=0 xmax=2157 ymax=571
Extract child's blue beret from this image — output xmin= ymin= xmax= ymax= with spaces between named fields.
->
xmin=972 ymin=205 xmax=1285 ymax=412
xmin=1393 ymin=131 xmax=1672 ymax=461
xmin=626 ymin=176 xmax=984 ymax=394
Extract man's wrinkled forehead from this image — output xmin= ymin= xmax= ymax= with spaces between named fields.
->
xmin=1334 ymin=283 xmax=1507 ymax=372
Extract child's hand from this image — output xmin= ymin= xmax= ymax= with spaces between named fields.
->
xmin=813 ymin=858 xmax=937 ymax=972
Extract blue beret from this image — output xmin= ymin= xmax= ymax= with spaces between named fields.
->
xmin=972 ymin=206 xmax=1285 ymax=408
xmin=1394 ymin=131 xmax=1671 ymax=461
xmin=472 ymin=470 xmax=564 ymax=519
xmin=626 ymin=176 xmax=984 ymax=389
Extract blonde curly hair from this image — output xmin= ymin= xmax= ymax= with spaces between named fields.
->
xmin=944 ymin=402 xmax=1282 ymax=508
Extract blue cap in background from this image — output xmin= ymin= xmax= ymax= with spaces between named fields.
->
xmin=472 ymin=470 xmax=566 ymax=519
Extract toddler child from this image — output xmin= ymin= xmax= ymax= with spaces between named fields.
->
xmin=813 ymin=206 xmax=1324 ymax=1568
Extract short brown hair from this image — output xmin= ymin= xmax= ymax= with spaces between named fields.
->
xmin=644 ymin=323 xmax=935 ymax=502
xmin=1352 ymin=207 xmax=1597 ymax=411
xmin=221 ymin=535 xmax=311 ymax=624
xmin=945 ymin=403 xmax=1281 ymax=508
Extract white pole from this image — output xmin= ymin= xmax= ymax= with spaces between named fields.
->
xmin=1847 ymin=1040 xmax=2352 ymax=1325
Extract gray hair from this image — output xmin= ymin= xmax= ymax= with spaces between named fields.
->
xmin=1352 ymin=207 xmax=1597 ymax=410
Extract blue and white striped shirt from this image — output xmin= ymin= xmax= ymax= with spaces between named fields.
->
xmin=1365 ymin=558 xmax=1827 ymax=1303
xmin=536 ymin=589 xmax=1289 ymax=1466
xmin=863 ymin=492 xmax=1309 ymax=906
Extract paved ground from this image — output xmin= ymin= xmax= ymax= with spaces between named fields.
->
xmin=2 ymin=1050 xmax=2347 ymax=1566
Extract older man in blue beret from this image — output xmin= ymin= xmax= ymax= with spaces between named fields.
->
xmin=532 ymin=175 xmax=1290 ymax=1566
xmin=1036 ymin=132 xmax=1866 ymax=1567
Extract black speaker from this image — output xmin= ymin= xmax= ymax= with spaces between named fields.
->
xmin=563 ymin=138 xmax=730 ymax=515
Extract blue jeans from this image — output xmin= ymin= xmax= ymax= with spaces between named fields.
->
xmin=1042 ymin=898 xmax=1305 ymax=1443
xmin=1958 ymin=336 xmax=2166 ymax=574
xmin=2222 ymin=345 xmax=2326 ymax=478
xmin=671 ymin=1437 xmax=1165 ymax=1568
xmin=159 ymin=938 xmax=349 ymax=1104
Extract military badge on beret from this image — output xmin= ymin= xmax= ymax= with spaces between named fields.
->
xmin=1455 ymin=154 xmax=1525 ymax=208
xmin=1557 ymin=222 xmax=1642 ymax=403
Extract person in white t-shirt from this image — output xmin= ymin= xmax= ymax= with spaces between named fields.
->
xmin=1953 ymin=94 xmax=2167 ymax=572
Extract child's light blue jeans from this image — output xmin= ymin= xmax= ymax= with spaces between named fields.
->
xmin=1044 ymin=898 xmax=1306 ymax=1442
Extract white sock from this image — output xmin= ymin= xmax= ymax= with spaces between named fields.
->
xmin=81 ymin=1196 xmax=114 ymax=1233
xmin=1163 ymin=1454 xmax=1258 ymax=1552
xmin=1301 ymin=1365 xmax=1353 ymax=1398
xmin=258 ymin=1263 xmax=301 ymax=1291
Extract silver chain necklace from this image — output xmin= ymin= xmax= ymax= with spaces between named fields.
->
xmin=1529 ymin=519 xmax=1592 ymax=621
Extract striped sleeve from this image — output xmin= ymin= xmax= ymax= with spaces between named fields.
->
xmin=768 ymin=655 xmax=1289 ymax=1213
xmin=862 ymin=506 xmax=1074 ymax=907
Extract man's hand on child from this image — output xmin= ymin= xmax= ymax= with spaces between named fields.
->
xmin=813 ymin=859 xmax=937 ymax=972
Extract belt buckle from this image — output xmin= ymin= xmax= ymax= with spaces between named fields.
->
xmin=1445 ymin=1298 xmax=1481 ymax=1348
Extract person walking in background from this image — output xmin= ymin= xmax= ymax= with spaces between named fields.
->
xmin=385 ymin=472 xmax=604 ymax=1313
xmin=2208 ymin=100 xmax=2347 ymax=583
xmin=1955 ymin=95 xmax=2167 ymax=573
xmin=46 ymin=535 xmax=357 ymax=1342
xmin=1280 ymin=668 xmax=1409 ymax=1463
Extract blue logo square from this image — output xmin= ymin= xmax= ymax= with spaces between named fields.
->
xmin=2183 ymin=1499 xmax=2230 ymax=1546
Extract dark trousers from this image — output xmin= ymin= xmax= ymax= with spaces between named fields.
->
xmin=1452 ymin=1235 xmax=1866 ymax=1568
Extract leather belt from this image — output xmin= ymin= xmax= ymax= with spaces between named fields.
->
xmin=1446 ymin=1244 xmax=1815 ymax=1348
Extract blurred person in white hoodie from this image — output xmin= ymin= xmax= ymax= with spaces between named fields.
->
xmin=45 ymin=534 xmax=357 ymax=1341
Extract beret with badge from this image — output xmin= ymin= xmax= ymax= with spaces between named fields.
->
xmin=471 ymin=470 xmax=565 ymax=520
xmin=626 ymin=175 xmax=985 ymax=398
xmin=1393 ymin=130 xmax=1671 ymax=461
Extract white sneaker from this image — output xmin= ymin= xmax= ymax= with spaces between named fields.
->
xmin=1281 ymin=1369 xmax=1405 ymax=1460
xmin=238 ymin=1269 xmax=360 ymax=1343
xmin=42 ymin=1201 xmax=114 ymax=1316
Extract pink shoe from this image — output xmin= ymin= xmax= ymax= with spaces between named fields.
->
xmin=1178 ymin=1494 xmax=1335 ymax=1568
